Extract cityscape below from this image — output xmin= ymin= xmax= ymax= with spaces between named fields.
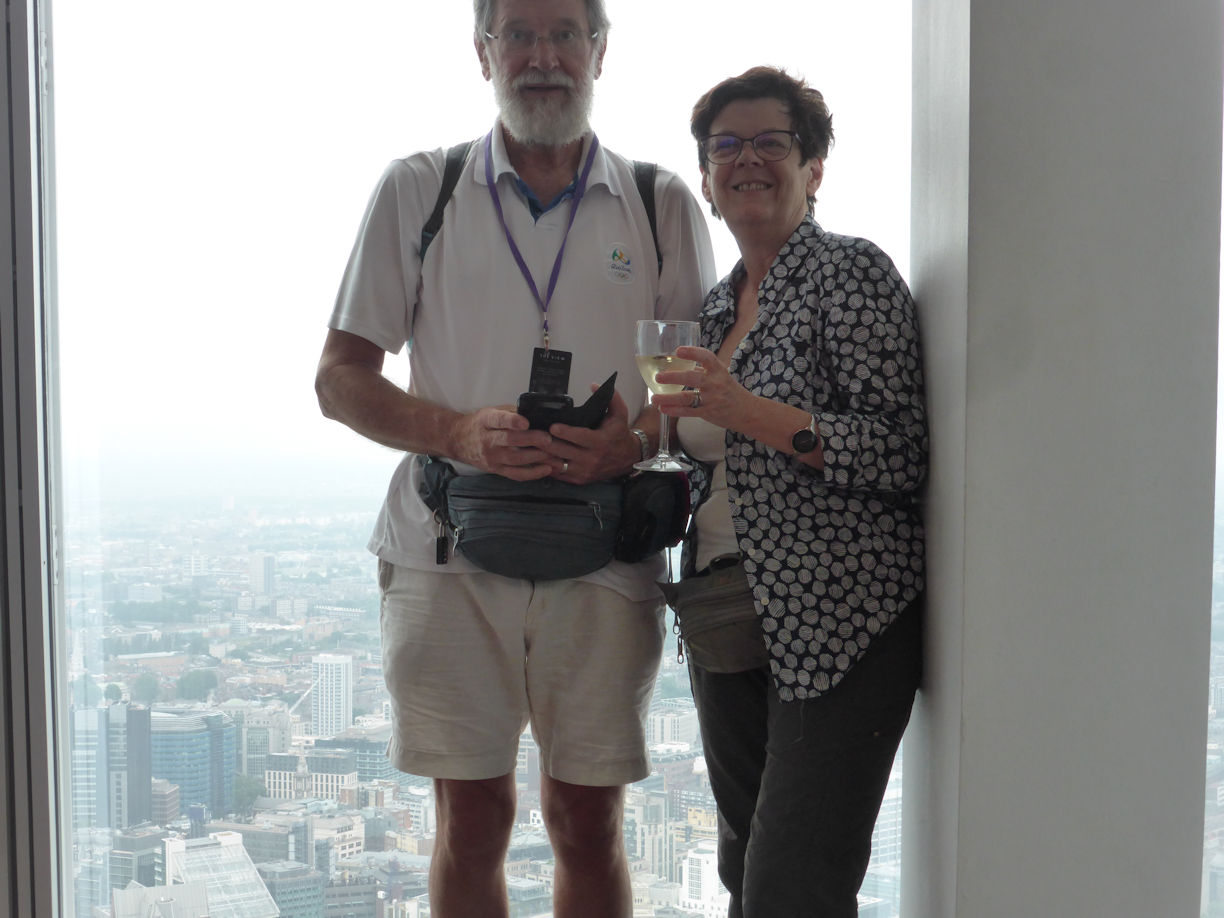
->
xmin=62 ymin=492 xmax=904 ymax=918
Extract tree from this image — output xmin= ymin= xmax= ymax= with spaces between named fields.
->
xmin=233 ymin=774 xmax=266 ymax=818
xmin=132 ymin=672 xmax=160 ymax=704
xmin=176 ymin=668 xmax=218 ymax=701
xmin=104 ymin=683 xmax=123 ymax=703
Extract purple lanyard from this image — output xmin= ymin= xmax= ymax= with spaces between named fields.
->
xmin=484 ymin=129 xmax=600 ymax=349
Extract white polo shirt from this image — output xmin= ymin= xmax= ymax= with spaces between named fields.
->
xmin=329 ymin=124 xmax=717 ymax=599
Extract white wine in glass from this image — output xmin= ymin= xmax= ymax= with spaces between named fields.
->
xmin=635 ymin=319 xmax=699 ymax=471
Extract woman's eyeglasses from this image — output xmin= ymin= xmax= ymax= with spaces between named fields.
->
xmin=701 ymin=131 xmax=800 ymax=164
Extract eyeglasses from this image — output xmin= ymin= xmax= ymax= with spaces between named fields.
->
xmin=700 ymin=131 xmax=800 ymax=164
xmin=483 ymin=28 xmax=599 ymax=56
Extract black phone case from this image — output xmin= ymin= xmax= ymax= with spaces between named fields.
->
xmin=518 ymin=372 xmax=617 ymax=430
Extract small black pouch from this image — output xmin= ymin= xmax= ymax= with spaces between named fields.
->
xmin=614 ymin=470 xmax=690 ymax=563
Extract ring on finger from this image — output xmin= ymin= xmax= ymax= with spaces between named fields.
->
xmin=561 ymin=460 xmax=570 ymax=474
xmin=690 ymin=390 xmax=702 ymax=409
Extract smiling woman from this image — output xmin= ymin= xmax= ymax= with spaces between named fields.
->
xmin=42 ymin=1 xmax=912 ymax=916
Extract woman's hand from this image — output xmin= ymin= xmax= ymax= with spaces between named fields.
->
xmin=653 ymin=345 xmax=753 ymax=433
xmin=655 ymin=344 xmax=825 ymax=468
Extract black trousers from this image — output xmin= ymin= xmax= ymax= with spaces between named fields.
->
xmin=688 ymin=596 xmax=923 ymax=918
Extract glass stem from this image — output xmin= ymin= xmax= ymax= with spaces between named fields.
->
xmin=658 ymin=414 xmax=671 ymax=457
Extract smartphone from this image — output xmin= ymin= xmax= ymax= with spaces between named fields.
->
xmin=517 ymin=372 xmax=617 ymax=430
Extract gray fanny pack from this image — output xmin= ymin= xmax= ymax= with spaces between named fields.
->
xmin=657 ymin=554 xmax=767 ymax=673
xmin=419 ymin=456 xmax=622 ymax=581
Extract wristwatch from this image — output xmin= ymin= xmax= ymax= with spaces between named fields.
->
xmin=629 ymin=428 xmax=651 ymax=462
xmin=791 ymin=414 xmax=819 ymax=455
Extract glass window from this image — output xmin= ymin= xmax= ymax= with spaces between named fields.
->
xmin=40 ymin=2 xmax=911 ymax=916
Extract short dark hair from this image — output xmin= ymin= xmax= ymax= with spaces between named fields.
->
xmin=473 ymin=0 xmax=610 ymax=38
xmin=690 ymin=67 xmax=834 ymax=215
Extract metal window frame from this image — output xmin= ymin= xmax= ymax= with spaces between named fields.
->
xmin=2 ymin=1 xmax=64 ymax=917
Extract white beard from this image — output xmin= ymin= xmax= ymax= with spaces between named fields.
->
xmin=493 ymin=66 xmax=594 ymax=148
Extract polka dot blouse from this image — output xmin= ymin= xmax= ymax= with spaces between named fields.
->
xmin=685 ymin=217 xmax=928 ymax=701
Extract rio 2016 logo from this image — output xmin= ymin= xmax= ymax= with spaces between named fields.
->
xmin=606 ymin=244 xmax=634 ymax=284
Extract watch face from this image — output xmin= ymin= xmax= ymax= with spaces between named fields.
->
xmin=792 ymin=426 xmax=818 ymax=454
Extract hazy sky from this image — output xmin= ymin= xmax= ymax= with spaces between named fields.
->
xmin=48 ymin=1 xmax=911 ymax=502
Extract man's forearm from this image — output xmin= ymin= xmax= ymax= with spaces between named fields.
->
xmin=316 ymin=361 xmax=462 ymax=457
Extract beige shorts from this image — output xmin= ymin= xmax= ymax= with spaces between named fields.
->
xmin=378 ymin=561 xmax=665 ymax=786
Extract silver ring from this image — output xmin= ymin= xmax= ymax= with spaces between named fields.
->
xmin=561 ymin=460 xmax=569 ymax=474
xmin=691 ymin=390 xmax=702 ymax=409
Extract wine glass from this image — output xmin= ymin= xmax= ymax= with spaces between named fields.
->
xmin=634 ymin=319 xmax=699 ymax=472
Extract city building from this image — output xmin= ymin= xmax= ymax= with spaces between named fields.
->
xmin=109 ymin=823 xmax=168 ymax=891
xmin=648 ymin=698 xmax=700 ymax=747
xmin=258 ymin=860 xmax=326 ymax=918
xmin=265 ymin=752 xmax=358 ymax=805
xmin=111 ymin=880 xmax=211 ymax=918
xmin=69 ymin=703 xmax=152 ymax=831
xmin=207 ymin=815 xmax=313 ymax=865
xmin=311 ymin=654 xmax=353 ymax=739
xmin=314 ymin=723 xmax=398 ymax=784
xmin=250 ymin=553 xmax=276 ymax=596
xmin=323 ymin=877 xmax=378 ymax=918
xmin=679 ymin=841 xmax=730 ymax=916
xmin=151 ymin=777 xmax=181 ymax=825
xmin=222 ymin=699 xmax=294 ymax=780
xmin=162 ymin=831 xmax=280 ymax=918
xmin=151 ymin=709 xmax=237 ymax=816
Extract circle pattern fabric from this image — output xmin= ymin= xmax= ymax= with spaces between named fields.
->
xmin=689 ymin=217 xmax=927 ymax=701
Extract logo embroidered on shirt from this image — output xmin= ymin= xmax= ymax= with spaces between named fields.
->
xmin=606 ymin=244 xmax=635 ymax=284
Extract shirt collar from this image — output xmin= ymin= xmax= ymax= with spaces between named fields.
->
xmin=479 ymin=120 xmax=610 ymax=192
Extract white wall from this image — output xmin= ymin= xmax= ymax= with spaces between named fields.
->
xmin=907 ymin=0 xmax=1222 ymax=915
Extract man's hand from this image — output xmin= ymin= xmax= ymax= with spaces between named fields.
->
xmin=541 ymin=387 xmax=639 ymax=483
xmin=449 ymin=406 xmax=558 ymax=481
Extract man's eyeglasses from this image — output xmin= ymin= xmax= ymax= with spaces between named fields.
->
xmin=484 ymin=28 xmax=599 ymax=56
xmin=701 ymin=131 xmax=801 ymax=164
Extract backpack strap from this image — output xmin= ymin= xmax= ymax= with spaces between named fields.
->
xmin=419 ymin=139 xmax=477 ymax=259
xmin=633 ymin=159 xmax=663 ymax=276
xmin=420 ymin=141 xmax=661 ymax=277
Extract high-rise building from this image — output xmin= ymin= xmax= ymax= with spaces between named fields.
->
xmin=311 ymin=654 xmax=353 ymax=739
xmin=108 ymin=702 xmax=152 ymax=829
xmin=151 ymin=709 xmax=237 ymax=816
xmin=70 ymin=708 xmax=108 ymax=829
xmin=250 ymin=553 xmax=276 ymax=595
xmin=70 ymin=703 xmax=152 ymax=831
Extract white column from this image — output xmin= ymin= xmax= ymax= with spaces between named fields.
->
xmin=907 ymin=0 xmax=1222 ymax=915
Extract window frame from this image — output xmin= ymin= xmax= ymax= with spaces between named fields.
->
xmin=2 ymin=1 xmax=64 ymax=917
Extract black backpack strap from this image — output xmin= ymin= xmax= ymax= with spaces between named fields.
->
xmin=419 ymin=140 xmax=477 ymax=260
xmin=633 ymin=160 xmax=663 ymax=276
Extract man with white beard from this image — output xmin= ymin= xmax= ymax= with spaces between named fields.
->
xmin=315 ymin=1 xmax=715 ymax=914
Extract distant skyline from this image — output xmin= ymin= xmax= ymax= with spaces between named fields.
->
xmin=48 ymin=1 xmax=911 ymax=501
